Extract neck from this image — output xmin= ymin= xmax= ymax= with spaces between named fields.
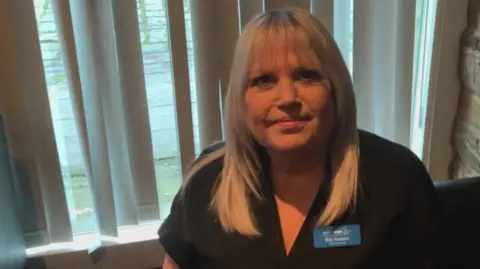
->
xmin=268 ymin=145 xmax=328 ymax=203
xmin=268 ymin=145 xmax=328 ymax=182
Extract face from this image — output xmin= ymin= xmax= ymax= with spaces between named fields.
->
xmin=244 ymin=49 xmax=334 ymax=154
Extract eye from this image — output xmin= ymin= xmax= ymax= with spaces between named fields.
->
xmin=294 ymin=69 xmax=322 ymax=83
xmin=250 ymin=74 xmax=277 ymax=89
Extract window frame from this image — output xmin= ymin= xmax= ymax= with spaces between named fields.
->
xmin=26 ymin=223 xmax=165 ymax=269
xmin=421 ymin=0 xmax=470 ymax=180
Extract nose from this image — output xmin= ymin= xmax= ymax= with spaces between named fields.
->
xmin=276 ymin=77 xmax=297 ymax=106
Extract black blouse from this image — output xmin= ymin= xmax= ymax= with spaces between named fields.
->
xmin=158 ymin=130 xmax=443 ymax=269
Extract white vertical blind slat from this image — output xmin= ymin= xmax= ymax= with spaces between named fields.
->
xmin=51 ymin=0 xmax=94 ymax=237
xmin=216 ymin=0 xmax=240 ymax=121
xmin=391 ymin=0 xmax=416 ymax=146
xmin=51 ymin=1 xmax=89 ymax=161
xmin=0 ymin=5 xmax=26 ymax=265
xmin=353 ymin=0 xmax=416 ymax=147
xmin=9 ymin=0 xmax=72 ymax=244
xmin=287 ymin=0 xmax=310 ymax=11
xmin=238 ymin=0 xmax=264 ymax=28
xmin=111 ymin=0 xmax=159 ymax=222
xmin=352 ymin=0 xmax=376 ymax=130
xmin=165 ymin=0 xmax=196 ymax=178
xmin=333 ymin=0 xmax=352 ymax=69
xmin=311 ymin=0 xmax=334 ymax=34
xmin=264 ymin=0 xmax=288 ymax=10
xmin=190 ymin=0 xmax=223 ymax=149
xmin=1 ymin=1 xmax=48 ymax=248
xmin=69 ymin=0 xmax=118 ymax=238
xmin=96 ymin=0 xmax=138 ymax=228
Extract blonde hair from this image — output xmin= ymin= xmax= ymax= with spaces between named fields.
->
xmin=186 ymin=8 xmax=359 ymax=236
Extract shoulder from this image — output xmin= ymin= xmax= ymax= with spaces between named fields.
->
xmin=181 ymin=141 xmax=226 ymax=204
xmin=356 ymin=131 xmax=442 ymax=266
xmin=357 ymin=130 xmax=432 ymax=205
xmin=158 ymin=142 xmax=226 ymax=266
xmin=358 ymin=129 xmax=424 ymax=173
xmin=193 ymin=141 xmax=226 ymax=165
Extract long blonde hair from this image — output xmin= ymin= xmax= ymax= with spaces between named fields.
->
xmin=186 ymin=8 xmax=359 ymax=236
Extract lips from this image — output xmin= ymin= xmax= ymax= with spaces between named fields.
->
xmin=275 ymin=121 xmax=307 ymax=130
xmin=271 ymin=116 xmax=312 ymax=125
xmin=269 ymin=116 xmax=312 ymax=130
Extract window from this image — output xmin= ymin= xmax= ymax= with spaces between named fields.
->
xmin=333 ymin=0 xmax=354 ymax=74
xmin=33 ymin=0 xmax=199 ymax=234
xmin=410 ymin=0 xmax=438 ymax=158
xmin=32 ymin=0 xmax=436 ymax=235
xmin=136 ymin=0 xmax=199 ymax=221
xmin=34 ymin=0 xmax=94 ymax=234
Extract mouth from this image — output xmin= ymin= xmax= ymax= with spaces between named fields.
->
xmin=271 ymin=115 xmax=312 ymax=124
xmin=270 ymin=116 xmax=312 ymax=129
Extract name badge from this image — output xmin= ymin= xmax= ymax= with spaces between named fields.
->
xmin=314 ymin=224 xmax=361 ymax=248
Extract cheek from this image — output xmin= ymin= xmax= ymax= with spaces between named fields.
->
xmin=318 ymin=98 xmax=335 ymax=128
xmin=314 ymin=94 xmax=336 ymax=137
xmin=244 ymin=92 xmax=270 ymax=126
xmin=301 ymin=85 xmax=333 ymax=114
xmin=300 ymin=87 xmax=335 ymax=134
xmin=244 ymin=92 xmax=277 ymax=144
xmin=317 ymin=93 xmax=334 ymax=118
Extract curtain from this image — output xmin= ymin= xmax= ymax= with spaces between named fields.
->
xmin=0 ymin=0 xmax=72 ymax=248
xmin=352 ymin=0 xmax=417 ymax=147
xmin=193 ymin=0 xmax=416 ymax=148
xmin=53 ymin=0 xmax=161 ymax=240
xmin=0 ymin=0 xmax=428 ymax=259
xmin=0 ymin=0 xmax=165 ymax=249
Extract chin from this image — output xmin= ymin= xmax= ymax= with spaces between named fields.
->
xmin=266 ymin=135 xmax=313 ymax=152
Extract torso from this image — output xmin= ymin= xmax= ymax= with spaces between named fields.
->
xmin=273 ymin=169 xmax=324 ymax=254
xmin=159 ymin=130 xmax=441 ymax=269
xmin=275 ymin=187 xmax=316 ymax=254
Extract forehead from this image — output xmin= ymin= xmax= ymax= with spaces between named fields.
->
xmin=247 ymin=26 xmax=321 ymax=74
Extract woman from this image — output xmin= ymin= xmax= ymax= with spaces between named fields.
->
xmin=159 ymin=8 xmax=442 ymax=269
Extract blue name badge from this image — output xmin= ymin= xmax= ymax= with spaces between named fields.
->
xmin=314 ymin=224 xmax=361 ymax=248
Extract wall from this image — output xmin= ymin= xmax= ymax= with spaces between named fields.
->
xmin=423 ymin=0 xmax=470 ymax=180
xmin=449 ymin=0 xmax=480 ymax=178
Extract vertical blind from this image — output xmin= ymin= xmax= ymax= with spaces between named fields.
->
xmin=1 ymin=0 xmax=72 ymax=247
xmin=352 ymin=0 xmax=417 ymax=147
xmin=0 ymin=0 xmax=427 ymax=251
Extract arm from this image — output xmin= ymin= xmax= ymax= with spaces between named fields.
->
xmin=162 ymin=254 xmax=179 ymax=269
xmin=158 ymin=191 xmax=194 ymax=268
xmin=159 ymin=146 xmax=219 ymax=268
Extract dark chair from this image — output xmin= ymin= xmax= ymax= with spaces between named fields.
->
xmin=434 ymin=177 xmax=480 ymax=269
